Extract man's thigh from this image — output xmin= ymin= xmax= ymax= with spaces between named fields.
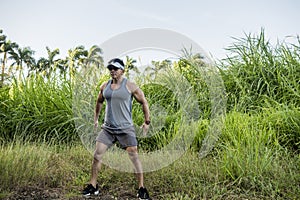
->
xmin=96 ymin=129 xmax=116 ymax=148
xmin=116 ymin=128 xmax=137 ymax=148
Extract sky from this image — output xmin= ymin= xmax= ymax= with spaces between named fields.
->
xmin=1 ymin=0 xmax=300 ymax=62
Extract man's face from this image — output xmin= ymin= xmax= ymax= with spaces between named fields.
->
xmin=109 ymin=67 xmax=123 ymax=79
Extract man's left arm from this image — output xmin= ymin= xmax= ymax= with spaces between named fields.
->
xmin=132 ymin=87 xmax=151 ymax=133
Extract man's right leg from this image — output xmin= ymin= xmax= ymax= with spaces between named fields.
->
xmin=90 ymin=141 xmax=108 ymax=187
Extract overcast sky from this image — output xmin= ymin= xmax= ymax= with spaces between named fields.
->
xmin=1 ymin=0 xmax=300 ymax=62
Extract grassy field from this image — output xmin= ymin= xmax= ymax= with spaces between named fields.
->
xmin=0 ymin=118 xmax=299 ymax=199
xmin=1 ymin=31 xmax=300 ymax=199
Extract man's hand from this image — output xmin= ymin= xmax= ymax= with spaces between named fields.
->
xmin=140 ymin=123 xmax=150 ymax=136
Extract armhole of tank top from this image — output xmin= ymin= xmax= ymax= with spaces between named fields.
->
xmin=131 ymin=86 xmax=139 ymax=93
xmin=123 ymin=78 xmax=131 ymax=94
xmin=125 ymin=80 xmax=138 ymax=95
xmin=128 ymin=81 xmax=139 ymax=94
xmin=107 ymin=80 xmax=112 ymax=88
xmin=103 ymin=80 xmax=111 ymax=93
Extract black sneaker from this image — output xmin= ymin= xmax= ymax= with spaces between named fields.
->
xmin=82 ymin=184 xmax=100 ymax=196
xmin=137 ymin=187 xmax=150 ymax=200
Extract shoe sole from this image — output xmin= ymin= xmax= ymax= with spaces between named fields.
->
xmin=137 ymin=196 xmax=150 ymax=200
xmin=83 ymin=191 xmax=100 ymax=198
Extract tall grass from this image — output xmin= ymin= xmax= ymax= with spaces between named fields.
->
xmin=217 ymin=109 xmax=300 ymax=198
xmin=0 ymin=141 xmax=88 ymax=190
xmin=219 ymin=111 xmax=277 ymax=181
xmin=217 ymin=30 xmax=300 ymax=152
xmin=219 ymin=29 xmax=300 ymax=111
xmin=0 ymin=74 xmax=77 ymax=143
xmin=1 ymin=30 xmax=299 ymax=149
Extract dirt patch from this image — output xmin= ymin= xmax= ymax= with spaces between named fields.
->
xmin=3 ymin=186 xmax=63 ymax=200
xmin=2 ymin=186 xmax=152 ymax=200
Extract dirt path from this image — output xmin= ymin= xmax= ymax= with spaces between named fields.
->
xmin=3 ymin=186 xmax=152 ymax=200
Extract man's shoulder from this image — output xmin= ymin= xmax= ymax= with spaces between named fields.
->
xmin=125 ymin=79 xmax=136 ymax=86
xmin=100 ymin=81 xmax=109 ymax=90
xmin=125 ymin=80 xmax=139 ymax=93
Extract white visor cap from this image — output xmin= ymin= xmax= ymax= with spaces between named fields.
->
xmin=107 ymin=61 xmax=125 ymax=70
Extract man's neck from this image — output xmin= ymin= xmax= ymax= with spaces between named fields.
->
xmin=112 ymin=76 xmax=124 ymax=84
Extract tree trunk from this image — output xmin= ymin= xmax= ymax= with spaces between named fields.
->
xmin=1 ymin=52 xmax=7 ymax=87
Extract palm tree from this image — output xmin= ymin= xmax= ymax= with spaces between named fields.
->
xmin=55 ymin=58 xmax=68 ymax=79
xmin=0 ymin=30 xmax=18 ymax=86
xmin=84 ymin=45 xmax=103 ymax=68
xmin=35 ymin=57 xmax=49 ymax=76
xmin=124 ymin=55 xmax=139 ymax=78
xmin=45 ymin=47 xmax=61 ymax=77
xmin=33 ymin=47 xmax=60 ymax=78
xmin=67 ymin=45 xmax=88 ymax=80
xmin=145 ymin=59 xmax=171 ymax=78
xmin=9 ymin=46 xmax=35 ymax=78
xmin=0 ymin=29 xmax=6 ymax=46
xmin=0 ymin=29 xmax=7 ymax=86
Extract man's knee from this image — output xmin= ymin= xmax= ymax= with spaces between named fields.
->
xmin=126 ymin=146 xmax=139 ymax=159
xmin=126 ymin=146 xmax=138 ymax=154
xmin=93 ymin=151 xmax=103 ymax=162
xmin=93 ymin=142 xmax=107 ymax=162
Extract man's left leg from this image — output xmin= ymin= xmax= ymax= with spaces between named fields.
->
xmin=126 ymin=146 xmax=144 ymax=188
xmin=126 ymin=146 xmax=150 ymax=199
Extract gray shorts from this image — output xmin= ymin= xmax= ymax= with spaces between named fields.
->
xmin=96 ymin=126 xmax=137 ymax=149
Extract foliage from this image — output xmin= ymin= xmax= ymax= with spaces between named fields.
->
xmin=0 ymin=29 xmax=299 ymax=151
xmin=0 ymin=74 xmax=76 ymax=143
xmin=219 ymin=29 xmax=300 ymax=111
xmin=0 ymin=28 xmax=300 ymax=199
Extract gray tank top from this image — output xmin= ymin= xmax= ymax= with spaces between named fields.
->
xmin=102 ymin=78 xmax=133 ymax=131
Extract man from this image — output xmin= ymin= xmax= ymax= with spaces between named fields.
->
xmin=82 ymin=58 xmax=151 ymax=199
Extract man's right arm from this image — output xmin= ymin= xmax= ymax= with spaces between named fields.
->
xmin=94 ymin=82 xmax=106 ymax=129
